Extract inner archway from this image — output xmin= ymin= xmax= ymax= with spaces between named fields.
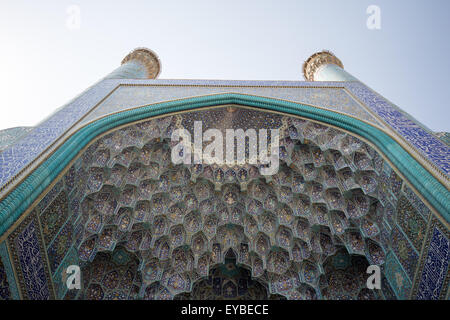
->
xmin=173 ymin=249 xmax=281 ymax=300
xmin=27 ymin=104 xmax=432 ymax=300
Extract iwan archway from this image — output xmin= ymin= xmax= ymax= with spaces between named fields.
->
xmin=0 ymin=49 xmax=448 ymax=301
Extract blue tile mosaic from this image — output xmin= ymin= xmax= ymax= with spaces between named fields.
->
xmin=0 ymin=80 xmax=120 ymax=190
xmin=344 ymin=82 xmax=450 ymax=176
xmin=37 ymin=180 xmax=64 ymax=214
xmin=417 ymin=227 xmax=449 ymax=300
xmin=0 ymin=127 xmax=33 ymax=152
xmin=9 ymin=215 xmax=52 ymax=299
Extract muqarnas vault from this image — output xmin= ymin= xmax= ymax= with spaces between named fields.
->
xmin=0 ymin=48 xmax=448 ymax=300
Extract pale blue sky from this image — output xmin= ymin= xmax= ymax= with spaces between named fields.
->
xmin=0 ymin=0 xmax=449 ymax=131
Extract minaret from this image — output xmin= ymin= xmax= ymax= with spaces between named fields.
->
xmin=105 ymin=47 xmax=161 ymax=79
xmin=302 ymin=50 xmax=357 ymax=81
xmin=302 ymin=50 xmax=435 ymax=134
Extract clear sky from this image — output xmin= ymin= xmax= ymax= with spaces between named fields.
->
xmin=0 ymin=0 xmax=449 ymax=131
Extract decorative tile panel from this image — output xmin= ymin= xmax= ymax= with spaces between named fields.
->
xmin=415 ymin=223 xmax=449 ymax=300
xmin=402 ymin=184 xmax=431 ymax=220
xmin=7 ymin=212 xmax=54 ymax=299
xmin=390 ymin=227 xmax=418 ymax=280
xmin=47 ymin=221 xmax=74 ymax=274
xmin=344 ymin=82 xmax=450 ymax=176
xmin=384 ymin=251 xmax=412 ymax=300
xmin=396 ymin=196 xmax=427 ymax=252
xmin=40 ymin=191 xmax=69 ymax=246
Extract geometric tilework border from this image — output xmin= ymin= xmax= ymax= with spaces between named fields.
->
xmin=6 ymin=211 xmax=55 ymax=300
xmin=411 ymin=216 xmax=450 ymax=299
xmin=344 ymin=82 xmax=450 ymax=177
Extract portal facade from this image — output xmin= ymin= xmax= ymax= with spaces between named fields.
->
xmin=0 ymin=48 xmax=448 ymax=300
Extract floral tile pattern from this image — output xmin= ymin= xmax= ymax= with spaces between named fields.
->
xmin=390 ymin=227 xmax=419 ymax=281
xmin=415 ymin=224 xmax=449 ymax=300
xmin=396 ymin=196 xmax=427 ymax=252
xmin=40 ymin=191 xmax=69 ymax=246
xmin=7 ymin=213 xmax=54 ymax=299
